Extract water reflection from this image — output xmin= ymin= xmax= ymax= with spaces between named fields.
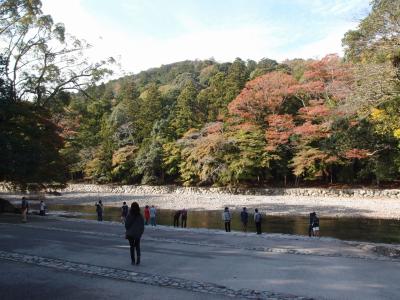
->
xmin=45 ymin=204 xmax=400 ymax=244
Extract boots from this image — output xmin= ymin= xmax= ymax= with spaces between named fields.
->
xmin=136 ymin=256 xmax=140 ymax=265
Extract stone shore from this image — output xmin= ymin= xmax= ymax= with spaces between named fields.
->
xmin=2 ymin=182 xmax=400 ymax=198
xmin=2 ymin=183 xmax=400 ymax=219
xmin=60 ymin=184 xmax=400 ymax=199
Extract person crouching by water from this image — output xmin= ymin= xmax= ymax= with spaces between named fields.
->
xmin=21 ymin=197 xmax=29 ymax=223
xmin=312 ymin=213 xmax=320 ymax=237
xmin=173 ymin=210 xmax=181 ymax=227
xmin=181 ymin=208 xmax=187 ymax=228
xmin=125 ymin=202 xmax=144 ymax=265
xmin=308 ymin=212 xmax=316 ymax=237
xmin=121 ymin=202 xmax=129 ymax=223
xmin=240 ymin=207 xmax=248 ymax=232
xmin=254 ymin=208 xmax=262 ymax=235
xmin=96 ymin=200 xmax=103 ymax=221
xmin=144 ymin=205 xmax=150 ymax=225
xmin=222 ymin=207 xmax=231 ymax=232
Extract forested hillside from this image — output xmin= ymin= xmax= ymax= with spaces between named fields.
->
xmin=1 ymin=0 xmax=400 ymax=188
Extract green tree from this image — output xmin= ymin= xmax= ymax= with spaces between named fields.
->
xmin=0 ymin=0 xmax=113 ymax=106
xmin=172 ymin=81 xmax=199 ymax=136
xmin=0 ymin=54 xmax=66 ymax=187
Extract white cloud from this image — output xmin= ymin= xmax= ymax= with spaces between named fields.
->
xmin=298 ymin=0 xmax=370 ymax=16
xmin=277 ymin=22 xmax=358 ymax=60
xmin=41 ymin=0 xmax=366 ymax=75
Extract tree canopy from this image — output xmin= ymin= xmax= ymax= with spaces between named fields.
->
xmin=2 ymin=0 xmax=400 ymax=188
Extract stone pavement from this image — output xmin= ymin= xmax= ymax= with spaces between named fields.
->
xmin=0 ymin=213 xmax=399 ymax=299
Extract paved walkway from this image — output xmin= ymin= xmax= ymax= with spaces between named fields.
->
xmin=0 ymin=213 xmax=399 ymax=299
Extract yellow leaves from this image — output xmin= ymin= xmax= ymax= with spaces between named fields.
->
xmin=370 ymin=108 xmax=385 ymax=121
xmin=370 ymin=105 xmax=400 ymax=138
xmin=112 ymin=145 xmax=138 ymax=167
xmin=393 ymin=129 xmax=400 ymax=139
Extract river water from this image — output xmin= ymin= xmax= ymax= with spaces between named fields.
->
xmin=44 ymin=204 xmax=400 ymax=244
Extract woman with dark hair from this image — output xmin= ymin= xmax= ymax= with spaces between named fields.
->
xmin=125 ymin=202 xmax=145 ymax=265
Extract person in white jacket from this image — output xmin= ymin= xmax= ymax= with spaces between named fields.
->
xmin=222 ymin=207 xmax=231 ymax=232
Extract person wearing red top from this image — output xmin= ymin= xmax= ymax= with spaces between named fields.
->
xmin=144 ymin=205 xmax=150 ymax=225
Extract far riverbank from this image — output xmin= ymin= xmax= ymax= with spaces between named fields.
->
xmin=2 ymin=183 xmax=400 ymax=219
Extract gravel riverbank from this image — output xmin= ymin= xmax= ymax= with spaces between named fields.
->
xmin=2 ymin=185 xmax=400 ymax=219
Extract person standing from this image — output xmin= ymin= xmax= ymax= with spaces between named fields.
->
xmin=312 ymin=213 xmax=320 ymax=237
xmin=149 ymin=205 xmax=157 ymax=226
xmin=21 ymin=197 xmax=29 ymax=223
xmin=121 ymin=202 xmax=129 ymax=223
xmin=96 ymin=200 xmax=103 ymax=221
xmin=254 ymin=208 xmax=262 ymax=235
xmin=222 ymin=207 xmax=231 ymax=232
xmin=173 ymin=210 xmax=181 ymax=227
xmin=240 ymin=207 xmax=249 ymax=232
xmin=125 ymin=202 xmax=145 ymax=265
xmin=39 ymin=200 xmax=46 ymax=216
xmin=308 ymin=212 xmax=316 ymax=237
xmin=181 ymin=208 xmax=187 ymax=228
xmin=144 ymin=205 xmax=150 ymax=225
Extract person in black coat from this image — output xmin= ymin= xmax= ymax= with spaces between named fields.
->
xmin=181 ymin=208 xmax=187 ymax=228
xmin=308 ymin=212 xmax=316 ymax=237
xmin=125 ymin=202 xmax=145 ymax=265
xmin=173 ymin=210 xmax=181 ymax=227
xmin=240 ymin=207 xmax=249 ymax=232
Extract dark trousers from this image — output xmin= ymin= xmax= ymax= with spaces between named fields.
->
xmin=181 ymin=217 xmax=187 ymax=228
xmin=224 ymin=221 xmax=231 ymax=232
xmin=308 ymin=224 xmax=313 ymax=237
xmin=255 ymin=222 xmax=262 ymax=234
xmin=128 ymin=238 xmax=141 ymax=263
xmin=97 ymin=212 xmax=103 ymax=221
xmin=242 ymin=222 xmax=248 ymax=232
xmin=173 ymin=217 xmax=180 ymax=227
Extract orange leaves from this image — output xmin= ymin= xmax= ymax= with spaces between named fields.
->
xmin=204 ymin=121 xmax=223 ymax=134
xmin=344 ymin=148 xmax=369 ymax=159
xmin=303 ymin=54 xmax=353 ymax=102
xmin=298 ymin=100 xmax=330 ymax=121
xmin=265 ymin=114 xmax=294 ymax=151
xmin=228 ymin=71 xmax=298 ymax=122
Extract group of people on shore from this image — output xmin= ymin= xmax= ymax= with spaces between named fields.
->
xmin=119 ymin=202 xmax=157 ymax=226
xmin=20 ymin=197 xmax=46 ymax=222
xmin=223 ymin=207 xmax=263 ymax=234
xmin=20 ymin=196 xmax=322 ymax=267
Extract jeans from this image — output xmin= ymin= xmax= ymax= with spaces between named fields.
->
xmin=150 ymin=217 xmax=156 ymax=226
xmin=181 ymin=217 xmax=187 ymax=228
xmin=255 ymin=222 xmax=262 ymax=234
xmin=97 ymin=212 xmax=103 ymax=221
xmin=173 ymin=217 xmax=180 ymax=227
xmin=128 ymin=237 xmax=141 ymax=263
xmin=224 ymin=221 xmax=231 ymax=232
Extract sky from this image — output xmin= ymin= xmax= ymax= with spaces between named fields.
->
xmin=41 ymin=0 xmax=371 ymax=75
